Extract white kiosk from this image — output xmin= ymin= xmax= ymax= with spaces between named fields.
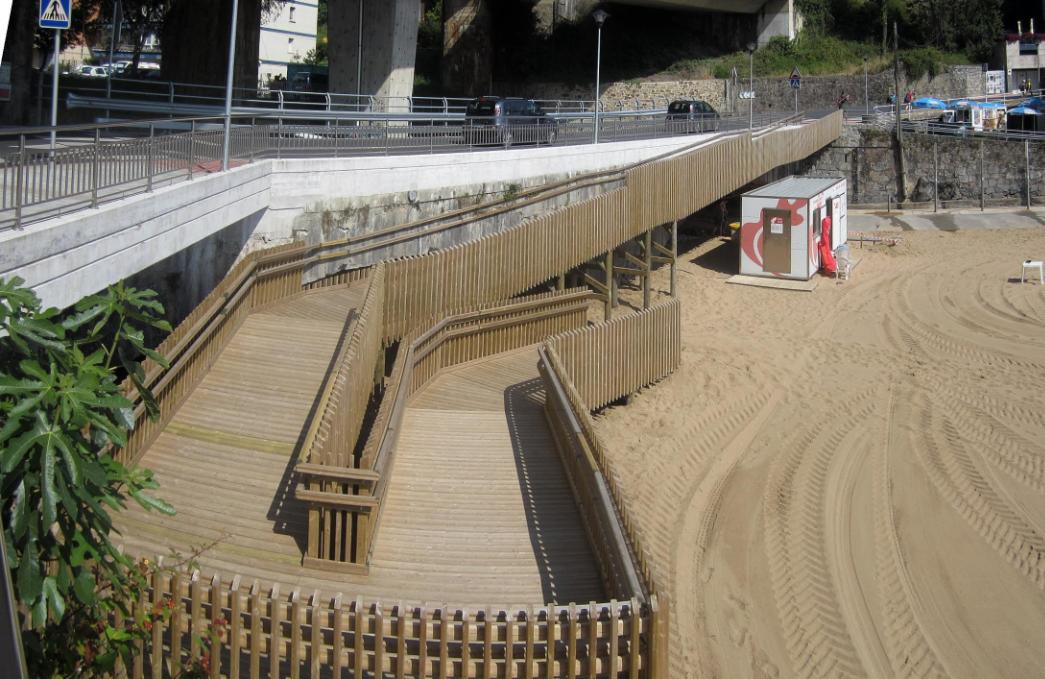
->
xmin=739 ymin=177 xmax=847 ymax=281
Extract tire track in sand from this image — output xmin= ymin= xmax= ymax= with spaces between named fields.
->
xmin=915 ymin=402 xmax=1045 ymax=590
xmin=873 ymin=390 xmax=949 ymax=678
xmin=762 ymin=388 xmax=882 ymax=678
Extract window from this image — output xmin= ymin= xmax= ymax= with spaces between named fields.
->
xmin=288 ymin=37 xmax=295 ymax=54
xmin=1020 ymin=41 xmax=1038 ymax=55
xmin=289 ymin=6 xmax=295 ymax=22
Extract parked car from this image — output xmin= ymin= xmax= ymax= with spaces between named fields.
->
xmin=666 ymin=99 xmax=720 ymax=133
xmin=463 ymin=96 xmax=558 ymax=147
xmin=77 ymin=65 xmax=109 ymax=78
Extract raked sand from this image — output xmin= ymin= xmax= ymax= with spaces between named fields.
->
xmin=596 ymin=226 xmax=1045 ymax=678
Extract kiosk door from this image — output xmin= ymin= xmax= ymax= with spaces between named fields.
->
xmin=762 ymin=208 xmax=791 ymax=274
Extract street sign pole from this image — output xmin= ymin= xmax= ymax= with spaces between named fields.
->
xmin=50 ymin=29 xmax=59 ymax=149
xmin=40 ymin=0 xmax=72 ymax=149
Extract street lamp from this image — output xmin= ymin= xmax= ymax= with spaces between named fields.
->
xmin=863 ymin=55 xmax=869 ymax=115
xmin=593 ymin=8 xmax=609 ymax=144
xmin=222 ymin=0 xmax=239 ymax=171
xmin=747 ymin=42 xmax=756 ymax=129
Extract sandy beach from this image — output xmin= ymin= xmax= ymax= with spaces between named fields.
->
xmin=596 ymin=223 xmax=1045 ymax=678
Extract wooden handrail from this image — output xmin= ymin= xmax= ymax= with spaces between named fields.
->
xmin=538 ymin=344 xmax=648 ymax=602
xmin=295 ymin=488 xmax=379 ymax=511
xmin=296 ymin=463 xmax=379 ymax=485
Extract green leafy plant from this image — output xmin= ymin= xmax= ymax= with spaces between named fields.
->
xmin=0 ymin=277 xmax=175 ymax=675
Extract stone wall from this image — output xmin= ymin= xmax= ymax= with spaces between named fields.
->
xmin=798 ymin=125 xmax=1045 ymax=207
xmin=505 ymin=65 xmax=988 ymax=114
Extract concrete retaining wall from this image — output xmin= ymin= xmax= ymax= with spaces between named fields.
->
xmin=1 ymin=134 xmax=703 ymax=310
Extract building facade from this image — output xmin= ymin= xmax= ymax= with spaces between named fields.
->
xmin=258 ymin=0 xmax=319 ymax=86
xmin=997 ymin=20 xmax=1044 ymax=92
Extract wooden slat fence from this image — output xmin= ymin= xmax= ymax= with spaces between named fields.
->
xmin=544 ymin=300 xmax=681 ymax=410
xmin=126 ymin=565 xmax=660 ymax=679
xmin=376 ymin=113 xmax=843 ymax=342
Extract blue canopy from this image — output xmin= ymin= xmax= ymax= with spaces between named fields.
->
xmin=950 ymin=99 xmax=975 ymax=108
xmin=912 ymin=97 xmax=947 ymax=109
xmin=1020 ymin=97 xmax=1045 ymax=111
xmin=981 ymin=101 xmax=1007 ymax=109
xmin=1009 ymin=106 xmax=1042 ymax=115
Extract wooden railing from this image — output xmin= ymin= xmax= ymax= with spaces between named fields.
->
xmin=125 ymin=564 xmax=660 ymax=678
xmin=294 ymin=264 xmax=387 ymax=570
xmin=535 ymin=301 xmax=681 ymax=678
xmin=545 ymin=300 xmax=681 ymax=410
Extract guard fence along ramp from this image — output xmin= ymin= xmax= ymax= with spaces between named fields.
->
xmin=0 ymin=110 xmax=792 ymax=231
xmin=101 ymin=112 xmax=842 ymax=677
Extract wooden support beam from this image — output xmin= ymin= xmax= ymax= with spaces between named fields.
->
xmin=652 ymin=241 xmax=674 ymax=259
xmin=621 ymin=252 xmax=648 ymax=271
xmin=643 ymin=229 xmax=652 ymax=309
xmin=583 ymin=274 xmax=609 ymax=295
xmin=650 ymin=255 xmax=673 ymax=265
xmin=614 ymin=266 xmax=647 ymax=278
xmin=604 ymin=250 xmax=614 ymax=319
xmin=556 ymin=273 xmax=565 ymax=291
xmin=670 ymin=220 xmax=678 ymax=296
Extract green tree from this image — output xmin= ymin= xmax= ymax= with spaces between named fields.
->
xmin=0 ymin=277 xmax=175 ymax=675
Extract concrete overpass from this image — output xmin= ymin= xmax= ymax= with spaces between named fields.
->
xmin=329 ymin=0 xmax=800 ymax=110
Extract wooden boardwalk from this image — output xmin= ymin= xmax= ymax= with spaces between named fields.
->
xmin=118 ymin=297 xmax=603 ymax=606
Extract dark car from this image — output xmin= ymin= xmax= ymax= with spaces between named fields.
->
xmin=463 ymin=96 xmax=558 ymax=147
xmin=666 ymin=99 xmax=721 ymax=133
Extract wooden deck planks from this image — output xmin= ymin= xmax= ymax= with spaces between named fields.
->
xmin=370 ymin=348 xmax=606 ymax=605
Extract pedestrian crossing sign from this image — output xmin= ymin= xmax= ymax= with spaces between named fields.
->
xmin=39 ymin=0 xmax=71 ymax=29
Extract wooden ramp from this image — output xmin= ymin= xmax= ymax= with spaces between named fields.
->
xmin=117 ymin=285 xmax=366 ymax=577
xmin=368 ymin=348 xmax=605 ymax=605
xmin=118 ymin=303 xmax=603 ymax=606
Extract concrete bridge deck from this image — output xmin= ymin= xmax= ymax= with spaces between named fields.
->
xmin=116 ymin=292 xmax=602 ymax=606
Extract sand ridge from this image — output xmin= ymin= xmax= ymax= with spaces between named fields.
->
xmin=595 ymin=227 xmax=1045 ymax=678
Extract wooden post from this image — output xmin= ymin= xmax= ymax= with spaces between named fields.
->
xmin=604 ymin=250 xmax=613 ymax=321
xmin=933 ymin=139 xmax=938 ymax=212
xmin=670 ymin=220 xmax=678 ymax=297
xmin=1026 ymin=139 xmax=1032 ymax=209
xmin=556 ymin=273 xmax=565 ymax=291
xmin=643 ymin=230 xmax=652 ymax=309
xmin=979 ymin=140 xmax=985 ymax=211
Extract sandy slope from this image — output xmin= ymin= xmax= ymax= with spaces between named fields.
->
xmin=596 ymin=227 xmax=1045 ymax=678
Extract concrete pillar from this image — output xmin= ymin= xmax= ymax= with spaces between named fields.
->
xmin=329 ymin=0 xmax=421 ymax=108
xmin=756 ymin=0 xmax=800 ymax=46
xmin=442 ymin=0 xmax=492 ymax=96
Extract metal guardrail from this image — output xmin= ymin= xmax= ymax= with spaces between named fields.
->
xmin=856 ymin=112 xmax=1045 ymax=142
xmin=0 ymin=111 xmax=792 ymax=232
xmin=59 ymin=75 xmax=675 ymax=117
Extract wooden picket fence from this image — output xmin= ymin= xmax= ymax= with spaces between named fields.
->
xmin=544 ymin=301 xmax=681 ymax=410
xmin=124 ymin=564 xmax=662 ymax=679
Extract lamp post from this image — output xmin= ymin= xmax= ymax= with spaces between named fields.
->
xmin=748 ymin=42 xmax=756 ymax=129
xmin=222 ymin=0 xmax=239 ymax=171
xmin=864 ymin=55 xmax=869 ymax=115
xmin=593 ymin=8 xmax=608 ymax=144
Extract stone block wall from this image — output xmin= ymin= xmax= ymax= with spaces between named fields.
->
xmin=798 ymin=125 xmax=1045 ymax=207
xmin=503 ymin=65 xmax=988 ymax=115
